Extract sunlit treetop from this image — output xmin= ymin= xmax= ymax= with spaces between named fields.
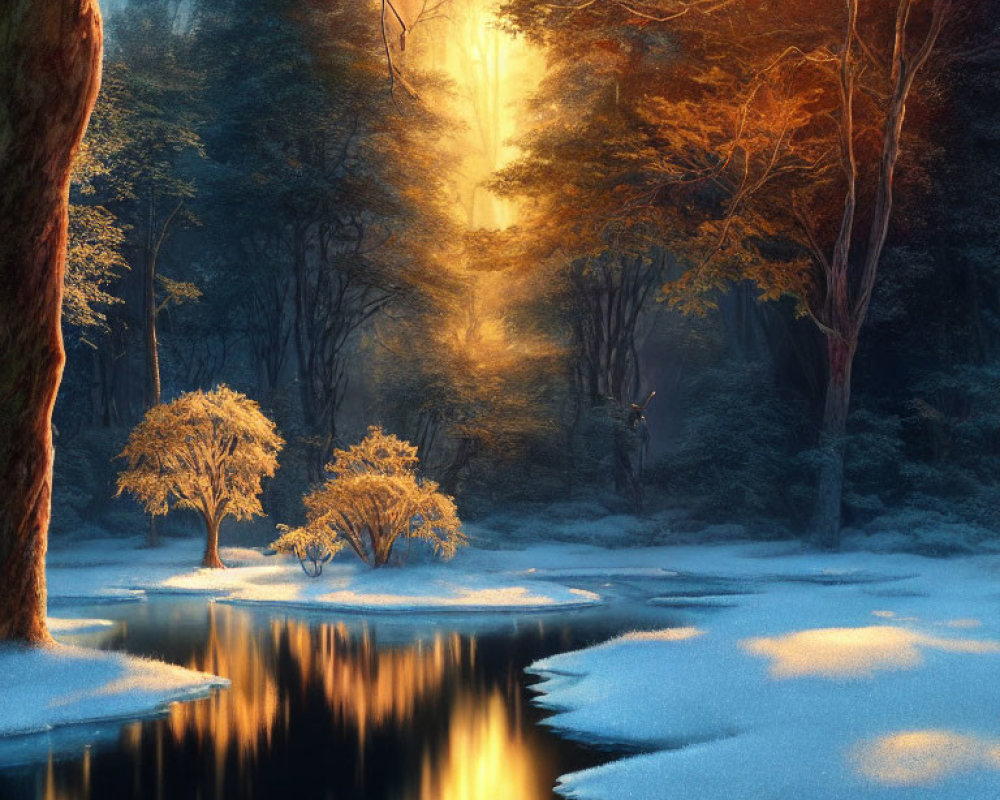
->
xmin=498 ymin=0 xmax=953 ymax=318
xmin=117 ymin=385 xmax=284 ymax=524
xmin=273 ymin=426 xmax=466 ymax=567
xmin=330 ymin=425 xmax=421 ymax=478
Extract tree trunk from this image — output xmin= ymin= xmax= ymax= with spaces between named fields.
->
xmin=0 ymin=1 xmax=103 ymax=644
xmin=201 ymin=515 xmax=224 ymax=569
xmin=810 ymin=333 xmax=856 ymax=549
xmin=144 ymin=228 xmax=162 ymax=409
xmin=143 ymin=200 xmax=162 ymax=548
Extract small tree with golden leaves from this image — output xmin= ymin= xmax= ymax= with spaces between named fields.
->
xmin=117 ymin=386 xmax=284 ymax=568
xmin=273 ymin=426 xmax=464 ymax=570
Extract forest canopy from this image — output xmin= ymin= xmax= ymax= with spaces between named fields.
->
xmin=50 ymin=0 xmax=1000 ymax=554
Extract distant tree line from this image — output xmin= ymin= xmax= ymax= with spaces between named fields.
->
xmin=54 ymin=0 xmax=1000 ymax=552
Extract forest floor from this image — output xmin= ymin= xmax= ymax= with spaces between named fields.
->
xmin=29 ymin=525 xmax=1000 ymax=798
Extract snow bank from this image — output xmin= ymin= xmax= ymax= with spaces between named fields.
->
xmin=161 ymin=561 xmax=602 ymax=612
xmin=46 ymin=537 xmax=603 ymax=613
xmin=527 ymin=545 xmax=1000 ymax=800
xmin=0 ymin=642 xmax=227 ymax=761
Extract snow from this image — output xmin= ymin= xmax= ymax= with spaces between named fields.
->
xmin=46 ymin=536 xmax=603 ymax=613
xmin=39 ymin=531 xmax=1000 ymax=798
xmin=524 ymin=543 xmax=1000 ymax=800
xmin=47 ymin=617 xmax=115 ymax=636
xmin=0 ymin=641 xmax=227 ymax=762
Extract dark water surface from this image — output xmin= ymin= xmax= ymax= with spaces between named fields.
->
xmin=0 ymin=596 xmax=681 ymax=800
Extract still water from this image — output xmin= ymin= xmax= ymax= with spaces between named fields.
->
xmin=0 ymin=598 xmax=679 ymax=800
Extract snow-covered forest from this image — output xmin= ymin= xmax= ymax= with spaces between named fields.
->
xmin=0 ymin=1 xmax=998 ymax=798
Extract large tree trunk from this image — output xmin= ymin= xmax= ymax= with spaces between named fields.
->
xmin=201 ymin=516 xmax=224 ymax=569
xmin=810 ymin=333 xmax=856 ymax=550
xmin=0 ymin=1 xmax=103 ymax=644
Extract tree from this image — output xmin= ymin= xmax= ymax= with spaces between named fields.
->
xmin=500 ymin=0 xmax=954 ymax=545
xmin=187 ymin=0 xmax=457 ymax=483
xmin=488 ymin=43 xmax=667 ymax=509
xmin=0 ymin=1 xmax=103 ymax=643
xmin=65 ymin=66 xmax=130 ymax=333
xmin=272 ymin=426 xmax=465 ymax=569
xmin=116 ymin=386 xmax=284 ymax=568
xmin=105 ymin=9 xmax=204 ymax=411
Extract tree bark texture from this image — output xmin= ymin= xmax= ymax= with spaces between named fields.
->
xmin=201 ymin=516 xmax=224 ymax=569
xmin=810 ymin=334 xmax=856 ymax=549
xmin=0 ymin=1 xmax=103 ymax=643
xmin=808 ymin=0 xmax=948 ymax=548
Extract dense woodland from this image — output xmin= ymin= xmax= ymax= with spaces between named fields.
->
xmin=53 ymin=0 xmax=1000 ymax=553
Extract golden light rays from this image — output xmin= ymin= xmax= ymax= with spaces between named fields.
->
xmin=415 ymin=0 xmax=544 ymax=230
xmin=742 ymin=626 xmax=1000 ymax=679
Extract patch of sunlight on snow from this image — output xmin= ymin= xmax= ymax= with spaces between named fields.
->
xmin=231 ymin=582 xmax=304 ymax=602
xmin=50 ymin=654 xmax=224 ymax=708
xmin=854 ymin=730 xmax=1000 ymax=785
xmin=316 ymin=586 xmax=599 ymax=609
xmin=743 ymin=626 xmax=1000 ymax=678
xmin=611 ymin=627 xmax=704 ymax=644
xmin=159 ymin=565 xmax=286 ymax=592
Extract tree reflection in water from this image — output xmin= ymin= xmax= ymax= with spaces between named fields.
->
xmin=415 ymin=690 xmax=537 ymax=800
xmin=25 ymin=600 xmax=616 ymax=800
xmin=140 ymin=607 xmax=471 ymax=768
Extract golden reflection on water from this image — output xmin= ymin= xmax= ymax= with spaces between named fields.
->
xmin=121 ymin=607 xmax=472 ymax=773
xmin=413 ymin=690 xmax=539 ymax=800
xmin=854 ymin=730 xmax=1000 ymax=785
xmin=277 ymin=618 xmax=469 ymax=744
xmin=167 ymin=607 xmax=281 ymax=772
xmin=40 ymin=605 xmax=555 ymax=800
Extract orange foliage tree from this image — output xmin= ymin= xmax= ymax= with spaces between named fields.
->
xmin=117 ymin=386 xmax=284 ymax=568
xmin=500 ymin=0 xmax=955 ymax=546
xmin=273 ymin=426 xmax=465 ymax=570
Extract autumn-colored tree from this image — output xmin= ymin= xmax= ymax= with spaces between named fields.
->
xmin=65 ymin=64 xmax=130 ymax=333
xmin=104 ymin=7 xmax=205 ymax=411
xmin=273 ymin=426 xmax=465 ymax=569
xmin=485 ymin=23 xmax=671 ymax=509
xmin=0 ymin=1 xmax=103 ymax=643
xmin=117 ymin=386 xmax=284 ymax=568
xmin=501 ymin=0 xmax=954 ymax=545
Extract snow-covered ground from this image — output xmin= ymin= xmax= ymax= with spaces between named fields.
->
xmin=0 ymin=636 xmax=226 ymax=763
xmin=46 ymin=536 xmax=603 ymax=612
xmin=524 ymin=543 xmax=1000 ymax=800
xmin=39 ymin=531 xmax=1000 ymax=798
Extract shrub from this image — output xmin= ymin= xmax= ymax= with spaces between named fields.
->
xmin=273 ymin=426 xmax=465 ymax=570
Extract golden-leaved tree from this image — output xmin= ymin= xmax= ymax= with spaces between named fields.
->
xmin=117 ymin=385 xmax=284 ymax=568
xmin=500 ymin=0 xmax=954 ymax=547
xmin=273 ymin=426 xmax=464 ymax=571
